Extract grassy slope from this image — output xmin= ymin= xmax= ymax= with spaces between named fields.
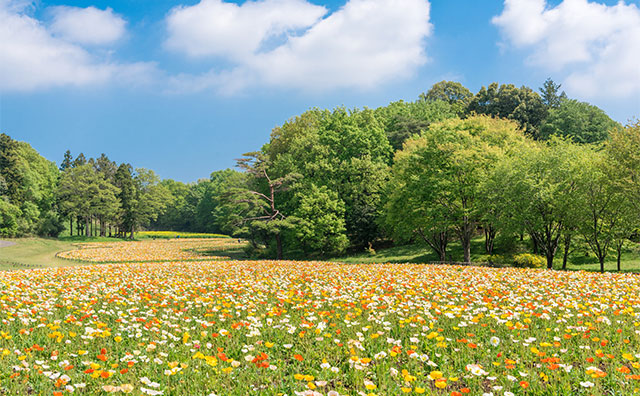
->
xmin=0 ymin=238 xmax=85 ymax=271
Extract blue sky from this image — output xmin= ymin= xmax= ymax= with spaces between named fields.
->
xmin=1 ymin=0 xmax=638 ymax=182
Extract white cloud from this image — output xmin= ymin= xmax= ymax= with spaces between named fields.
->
xmin=0 ymin=1 xmax=156 ymax=92
xmin=166 ymin=0 xmax=327 ymax=60
xmin=166 ymin=0 xmax=432 ymax=93
xmin=50 ymin=6 xmax=127 ymax=46
xmin=493 ymin=0 xmax=640 ymax=98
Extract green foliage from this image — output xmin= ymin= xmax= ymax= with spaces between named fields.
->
xmin=468 ymin=82 xmax=547 ymax=139
xmin=375 ymin=99 xmax=458 ymax=150
xmin=486 ymin=138 xmax=587 ymax=268
xmin=265 ymin=107 xmax=392 ymax=249
xmin=291 ymin=184 xmax=349 ymax=255
xmin=419 ymin=80 xmax=473 ymax=115
xmin=36 ymin=211 xmax=66 ymax=237
xmin=0 ymin=199 xmax=21 ymax=237
xmin=0 ymin=133 xmax=59 ymax=236
xmin=385 ymin=116 xmax=527 ymax=262
xmin=513 ymin=253 xmax=546 ymax=268
xmin=540 ymin=99 xmax=619 ymax=143
xmin=539 ymin=78 xmax=566 ymax=108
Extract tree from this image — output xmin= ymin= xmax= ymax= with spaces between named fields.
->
xmin=606 ymin=120 xmax=640 ymax=269
xmin=292 ymin=184 xmax=349 ymax=255
xmin=114 ymin=164 xmax=136 ymax=237
xmin=385 ymin=116 xmax=527 ymax=263
xmin=468 ymin=83 xmax=547 ymax=139
xmin=57 ymin=164 xmax=119 ymax=237
xmin=73 ymin=153 xmax=87 ymax=167
xmin=265 ymin=107 xmax=392 ymax=249
xmin=0 ymin=133 xmax=59 ymax=236
xmin=539 ymin=99 xmax=619 ymax=143
xmin=60 ymin=150 xmax=73 ymax=171
xmin=574 ymin=148 xmax=627 ymax=273
xmin=419 ymin=80 xmax=473 ymax=115
xmin=539 ymin=78 xmax=566 ymax=108
xmin=233 ymin=152 xmax=300 ymax=259
xmin=375 ymin=100 xmax=457 ymax=150
xmin=489 ymin=138 xmax=583 ymax=268
xmin=127 ymin=169 xmax=169 ymax=239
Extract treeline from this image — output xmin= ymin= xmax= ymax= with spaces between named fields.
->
xmin=0 ymin=139 xmax=169 ymax=239
xmin=1 ymin=79 xmax=636 ymax=272
xmin=184 ymin=79 xmax=634 ymax=273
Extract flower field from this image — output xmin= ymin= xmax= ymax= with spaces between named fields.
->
xmin=56 ymin=238 xmax=244 ymax=263
xmin=1 ymin=244 xmax=640 ymax=395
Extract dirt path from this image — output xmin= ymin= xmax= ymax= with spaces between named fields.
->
xmin=0 ymin=240 xmax=16 ymax=248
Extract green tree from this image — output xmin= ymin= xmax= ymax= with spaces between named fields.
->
xmin=375 ymin=100 xmax=457 ymax=151
xmin=73 ymin=153 xmax=87 ymax=167
xmin=489 ymin=138 xmax=583 ymax=268
xmin=468 ymin=83 xmax=547 ymax=139
xmin=114 ymin=164 xmax=136 ymax=238
xmin=539 ymin=99 xmax=619 ymax=143
xmin=539 ymin=78 xmax=566 ymax=108
xmin=127 ymin=169 xmax=169 ymax=239
xmin=419 ymin=80 xmax=473 ymax=115
xmin=574 ymin=148 xmax=630 ymax=272
xmin=386 ymin=116 xmax=527 ymax=263
xmin=292 ymin=184 xmax=349 ymax=255
xmin=266 ymin=107 xmax=392 ymax=249
xmin=60 ymin=150 xmax=73 ymax=171
xmin=233 ymin=152 xmax=300 ymax=259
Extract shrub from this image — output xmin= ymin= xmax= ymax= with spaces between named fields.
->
xmin=513 ymin=253 xmax=545 ymax=268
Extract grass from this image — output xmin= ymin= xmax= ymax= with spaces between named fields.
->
xmin=334 ymin=235 xmax=640 ymax=273
xmin=0 ymin=238 xmax=86 ymax=271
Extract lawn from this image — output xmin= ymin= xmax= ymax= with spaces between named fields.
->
xmin=334 ymin=236 xmax=640 ymax=273
xmin=0 ymin=238 xmax=82 ymax=271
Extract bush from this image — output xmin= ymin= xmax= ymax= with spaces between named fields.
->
xmin=37 ymin=211 xmax=66 ymax=237
xmin=513 ymin=253 xmax=545 ymax=268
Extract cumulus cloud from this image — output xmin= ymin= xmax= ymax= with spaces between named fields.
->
xmin=166 ymin=0 xmax=433 ymax=93
xmin=49 ymin=6 xmax=127 ymax=46
xmin=493 ymin=0 xmax=640 ymax=98
xmin=166 ymin=0 xmax=327 ymax=60
xmin=0 ymin=1 xmax=156 ymax=92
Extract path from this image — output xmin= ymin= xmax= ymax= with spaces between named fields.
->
xmin=0 ymin=240 xmax=16 ymax=248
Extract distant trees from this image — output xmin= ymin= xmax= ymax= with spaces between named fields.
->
xmin=0 ymin=133 xmax=60 ymax=237
xmin=539 ymin=99 xmax=619 ymax=143
xmin=468 ymin=82 xmax=548 ymax=139
xmin=0 ymin=79 xmax=635 ymax=272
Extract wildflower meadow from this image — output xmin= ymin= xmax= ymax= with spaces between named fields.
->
xmin=1 ymin=240 xmax=640 ymax=395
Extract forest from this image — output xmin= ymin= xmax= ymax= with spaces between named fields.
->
xmin=1 ymin=79 xmax=637 ymax=272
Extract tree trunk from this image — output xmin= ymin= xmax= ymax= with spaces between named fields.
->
xmin=462 ymin=233 xmax=471 ymax=264
xmin=546 ymin=253 xmax=554 ymax=269
xmin=130 ymin=224 xmax=135 ymax=240
xmin=275 ymin=233 xmax=283 ymax=260
xmin=599 ymin=256 xmax=605 ymax=273
xmin=484 ymin=225 xmax=496 ymax=255
xmin=616 ymin=243 xmax=623 ymax=271
xmin=562 ymin=234 xmax=571 ymax=270
xmin=69 ymin=218 xmax=73 ymax=237
xmin=532 ymin=235 xmax=539 ymax=254
xmin=85 ymin=217 xmax=90 ymax=237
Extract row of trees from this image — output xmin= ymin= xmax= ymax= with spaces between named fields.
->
xmin=57 ymin=153 xmax=168 ymax=239
xmin=204 ymin=80 xmax=636 ymax=272
xmin=1 ymin=78 xmax=635 ymax=273
xmin=0 ymin=136 xmax=169 ymax=239
xmin=387 ymin=117 xmax=639 ymax=272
